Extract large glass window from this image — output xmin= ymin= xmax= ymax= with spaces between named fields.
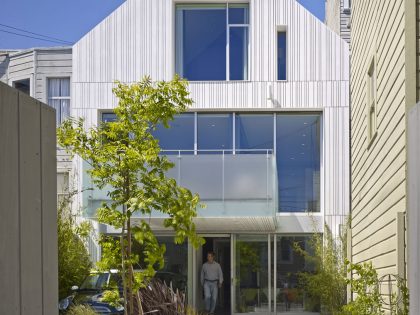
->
xmin=235 ymin=114 xmax=274 ymax=153
xmin=99 ymin=111 xmax=321 ymax=213
xmin=175 ymin=4 xmax=249 ymax=81
xmin=197 ymin=113 xmax=233 ymax=152
xmin=276 ymin=115 xmax=321 ymax=212
xmin=48 ymin=78 xmax=70 ymax=125
xmin=152 ymin=113 xmax=195 ymax=152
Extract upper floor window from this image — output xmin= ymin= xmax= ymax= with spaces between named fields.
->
xmin=48 ymin=78 xmax=70 ymax=125
xmin=175 ymin=3 xmax=249 ymax=81
xmin=277 ymin=31 xmax=287 ymax=80
xmin=13 ymin=78 xmax=30 ymax=95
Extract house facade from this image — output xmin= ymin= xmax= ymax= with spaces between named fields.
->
xmin=71 ymin=0 xmax=350 ymax=313
xmin=350 ymin=0 xmax=419 ymax=312
xmin=0 ymin=47 xmax=73 ymax=197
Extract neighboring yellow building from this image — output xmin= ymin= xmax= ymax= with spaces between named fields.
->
xmin=350 ymin=0 xmax=419 ymax=312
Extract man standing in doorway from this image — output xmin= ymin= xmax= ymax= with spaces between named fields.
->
xmin=201 ymin=251 xmax=224 ymax=315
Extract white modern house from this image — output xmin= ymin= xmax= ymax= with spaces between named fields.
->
xmin=71 ymin=0 xmax=350 ymax=313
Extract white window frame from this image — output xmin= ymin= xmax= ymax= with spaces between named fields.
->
xmin=47 ymin=77 xmax=71 ymax=124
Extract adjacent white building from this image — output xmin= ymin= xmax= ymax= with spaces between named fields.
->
xmin=0 ymin=47 xmax=73 ymax=195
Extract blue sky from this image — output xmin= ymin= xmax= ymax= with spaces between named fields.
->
xmin=0 ymin=0 xmax=325 ymax=49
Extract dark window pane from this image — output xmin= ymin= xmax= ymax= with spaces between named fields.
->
xmin=176 ymin=5 xmax=227 ymax=81
xmin=152 ymin=113 xmax=195 ymax=152
xmin=102 ymin=112 xmax=117 ymax=123
xmin=277 ymin=236 xmax=319 ymax=311
xmin=228 ymin=4 xmax=249 ymax=24
xmin=153 ymin=236 xmax=188 ymax=292
xmin=13 ymin=79 xmax=30 ymax=95
xmin=198 ymin=113 xmax=233 ymax=152
xmin=276 ymin=115 xmax=320 ymax=212
xmin=229 ymin=27 xmax=249 ymax=80
xmin=235 ymin=114 xmax=273 ymax=153
xmin=277 ymin=32 xmax=287 ymax=80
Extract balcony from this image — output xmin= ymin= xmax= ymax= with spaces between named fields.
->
xmin=83 ymin=150 xmax=278 ymax=232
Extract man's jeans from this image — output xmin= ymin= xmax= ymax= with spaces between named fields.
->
xmin=203 ymin=280 xmax=218 ymax=313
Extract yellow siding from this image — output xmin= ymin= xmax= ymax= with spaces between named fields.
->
xmin=351 ymin=0 xmax=407 ymax=278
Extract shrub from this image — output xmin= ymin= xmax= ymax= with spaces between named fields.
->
xmin=66 ymin=304 xmax=98 ymax=315
xmin=293 ymin=224 xmax=347 ymax=314
xmin=139 ymin=278 xmax=206 ymax=315
xmin=58 ymin=193 xmax=92 ymax=299
xmin=342 ymin=261 xmax=383 ymax=315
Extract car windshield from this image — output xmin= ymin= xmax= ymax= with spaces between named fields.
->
xmin=79 ymin=273 xmax=110 ymax=290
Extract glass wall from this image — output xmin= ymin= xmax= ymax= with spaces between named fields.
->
xmin=276 ymin=115 xmax=321 ymax=212
xmin=235 ymin=235 xmax=269 ymax=313
xmin=100 ymin=111 xmax=321 ymax=213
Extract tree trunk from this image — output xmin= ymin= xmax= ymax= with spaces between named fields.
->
xmin=127 ymin=215 xmax=134 ymax=314
xmin=121 ymin=217 xmax=128 ymax=315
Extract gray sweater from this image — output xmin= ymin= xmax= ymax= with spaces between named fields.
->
xmin=201 ymin=261 xmax=224 ymax=286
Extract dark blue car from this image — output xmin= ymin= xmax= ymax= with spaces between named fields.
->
xmin=59 ymin=271 xmax=124 ymax=314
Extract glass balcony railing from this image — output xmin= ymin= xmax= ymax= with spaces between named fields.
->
xmin=82 ymin=150 xmax=278 ymax=219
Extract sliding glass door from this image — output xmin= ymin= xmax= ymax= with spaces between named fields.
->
xmin=231 ymin=234 xmax=319 ymax=315
xmin=233 ymin=235 xmax=270 ymax=314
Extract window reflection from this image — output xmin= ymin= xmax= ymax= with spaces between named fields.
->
xmin=154 ymin=237 xmax=188 ymax=292
xmin=152 ymin=113 xmax=195 ymax=153
xmin=175 ymin=4 xmax=249 ymax=81
xmin=176 ymin=5 xmax=227 ymax=80
xmin=197 ymin=113 xmax=233 ymax=153
xmin=276 ymin=115 xmax=320 ymax=212
xmin=276 ymin=236 xmax=319 ymax=313
xmin=235 ymin=235 xmax=269 ymax=313
xmin=235 ymin=114 xmax=274 ymax=153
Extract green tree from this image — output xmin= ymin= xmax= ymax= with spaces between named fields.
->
xmin=293 ymin=224 xmax=347 ymax=314
xmin=57 ymin=76 xmax=204 ymax=315
xmin=58 ymin=193 xmax=92 ymax=300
